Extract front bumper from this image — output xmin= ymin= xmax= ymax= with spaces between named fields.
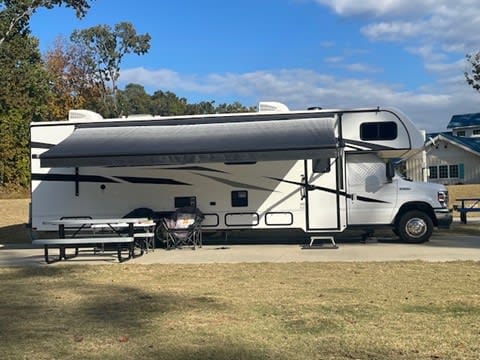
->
xmin=435 ymin=209 xmax=453 ymax=229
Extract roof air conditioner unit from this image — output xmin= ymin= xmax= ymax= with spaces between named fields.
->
xmin=258 ymin=101 xmax=290 ymax=112
xmin=68 ymin=109 xmax=104 ymax=122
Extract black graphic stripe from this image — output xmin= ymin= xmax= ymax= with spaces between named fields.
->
xmin=31 ymin=173 xmax=118 ymax=183
xmin=344 ymin=139 xmax=395 ymax=151
xmin=116 ymin=176 xmax=191 ymax=185
xmin=163 ymin=166 xmax=227 ymax=173
xmin=267 ymin=176 xmax=390 ymax=204
xmin=32 ymin=173 xmax=190 ymax=186
xmin=31 ymin=142 xmax=55 ymax=149
xmin=352 ymin=194 xmax=390 ymax=203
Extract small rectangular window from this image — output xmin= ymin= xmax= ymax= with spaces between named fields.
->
xmin=473 ymin=129 xmax=480 ymax=135
xmin=456 ymin=131 xmax=465 ymax=136
xmin=174 ymin=196 xmax=196 ymax=208
xmin=439 ymin=165 xmax=448 ymax=179
xmin=231 ymin=190 xmax=248 ymax=207
xmin=360 ymin=122 xmax=397 ymax=141
xmin=429 ymin=166 xmax=438 ymax=179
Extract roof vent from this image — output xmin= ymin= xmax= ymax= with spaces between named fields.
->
xmin=68 ymin=109 xmax=103 ymax=122
xmin=258 ymin=101 xmax=289 ymax=112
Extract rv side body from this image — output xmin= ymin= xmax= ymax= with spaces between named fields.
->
xmin=30 ymin=107 xmax=451 ymax=242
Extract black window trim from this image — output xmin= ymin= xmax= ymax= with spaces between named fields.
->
xmin=360 ymin=121 xmax=398 ymax=141
xmin=174 ymin=196 xmax=197 ymax=208
xmin=225 ymin=212 xmax=259 ymax=227
xmin=231 ymin=190 xmax=248 ymax=207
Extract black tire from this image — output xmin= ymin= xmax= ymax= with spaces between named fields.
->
xmin=396 ymin=210 xmax=433 ymax=243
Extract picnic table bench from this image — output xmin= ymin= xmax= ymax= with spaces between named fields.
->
xmin=453 ymin=197 xmax=480 ymax=224
xmin=91 ymin=222 xmax=156 ymax=252
xmin=32 ymin=237 xmax=137 ymax=263
xmin=36 ymin=217 xmax=153 ymax=263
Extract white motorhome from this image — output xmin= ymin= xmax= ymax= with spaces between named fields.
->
xmin=30 ymin=102 xmax=452 ymax=243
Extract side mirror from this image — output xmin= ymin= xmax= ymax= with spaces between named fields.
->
xmin=386 ymin=160 xmax=395 ymax=182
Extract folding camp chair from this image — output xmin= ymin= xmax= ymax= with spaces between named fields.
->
xmin=161 ymin=207 xmax=203 ymax=250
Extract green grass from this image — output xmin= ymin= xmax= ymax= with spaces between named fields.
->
xmin=1 ymin=262 xmax=479 ymax=359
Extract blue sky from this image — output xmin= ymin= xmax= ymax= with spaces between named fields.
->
xmin=30 ymin=0 xmax=480 ymax=131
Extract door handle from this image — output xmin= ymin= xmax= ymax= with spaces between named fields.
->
xmin=300 ymin=175 xmax=306 ymax=200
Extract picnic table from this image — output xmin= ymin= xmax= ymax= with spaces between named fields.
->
xmin=454 ymin=198 xmax=480 ymax=224
xmin=44 ymin=217 xmax=152 ymax=237
xmin=33 ymin=218 xmax=153 ymax=263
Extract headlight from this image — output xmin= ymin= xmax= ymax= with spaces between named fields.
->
xmin=438 ymin=191 xmax=448 ymax=208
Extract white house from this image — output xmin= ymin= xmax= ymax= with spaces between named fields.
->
xmin=406 ymin=112 xmax=480 ymax=185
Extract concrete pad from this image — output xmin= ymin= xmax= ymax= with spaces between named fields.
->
xmin=1 ymin=232 xmax=479 ymax=266
xmin=130 ymin=233 xmax=480 ymax=264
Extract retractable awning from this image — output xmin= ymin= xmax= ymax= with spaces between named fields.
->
xmin=40 ymin=117 xmax=337 ymax=168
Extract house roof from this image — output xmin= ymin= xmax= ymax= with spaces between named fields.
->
xmin=447 ymin=112 xmax=480 ymax=129
xmin=427 ymin=131 xmax=480 ymax=156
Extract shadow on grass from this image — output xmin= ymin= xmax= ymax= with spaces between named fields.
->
xmin=0 ymin=265 xmax=477 ymax=359
xmin=0 ymin=266 xmax=251 ymax=359
xmin=0 ymin=265 xmax=290 ymax=359
xmin=0 ymin=223 xmax=30 ymax=244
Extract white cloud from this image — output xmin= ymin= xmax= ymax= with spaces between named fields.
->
xmin=119 ymin=3 xmax=480 ymax=133
xmin=314 ymin=0 xmax=437 ymax=17
xmin=362 ymin=21 xmax=423 ymax=41
xmin=316 ymin=0 xmax=480 ymax=53
xmin=406 ymin=45 xmax=446 ymax=62
xmin=313 ymin=0 xmax=480 ymax=116
xmin=324 ymin=50 xmax=380 ymax=73
xmin=120 ymin=67 xmax=480 ymax=132
xmin=324 ymin=56 xmax=344 ymax=64
xmin=344 ymin=63 xmax=382 ymax=73
xmin=424 ymin=59 xmax=465 ymax=75
xmin=324 ymin=58 xmax=383 ymax=73
xmin=319 ymin=41 xmax=335 ymax=48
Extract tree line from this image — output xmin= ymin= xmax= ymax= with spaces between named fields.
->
xmin=0 ymin=1 xmax=254 ymax=191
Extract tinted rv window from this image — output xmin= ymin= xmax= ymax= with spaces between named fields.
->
xmin=231 ymin=190 xmax=248 ymax=207
xmin=360 ymin=122 xmax=397 ymax=141
xmin=175 ymin=196 xmax=196 ymax=208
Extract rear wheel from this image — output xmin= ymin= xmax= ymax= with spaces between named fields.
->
xmin=396 ymin=210 xmax=433 ymax=243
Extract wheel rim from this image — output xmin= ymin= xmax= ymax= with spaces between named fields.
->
xmin=405 ymin=217 xmax=427 ymax=238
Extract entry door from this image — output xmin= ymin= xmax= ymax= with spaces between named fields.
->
xmin=346 ymin=154 xmax=398 ymax=225
xmin=305 ymin=156 xmax=346 ymax=231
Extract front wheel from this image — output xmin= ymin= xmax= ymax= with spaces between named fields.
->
xmin=396 ymin=210 xmax=433 ymax=243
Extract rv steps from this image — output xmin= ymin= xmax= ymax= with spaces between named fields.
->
xmin=302 ymin=236 xmax=338 ymax=249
